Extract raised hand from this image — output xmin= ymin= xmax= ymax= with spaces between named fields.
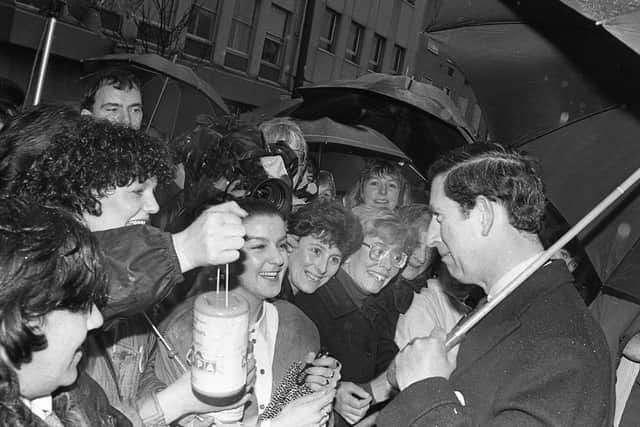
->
xmin=172 ymin=201 xmax=247 ymax=272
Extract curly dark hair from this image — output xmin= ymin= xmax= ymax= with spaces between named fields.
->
xmin=0 ymin=104 xmax=82 ymax=196
xmin=288 ymin=199 xmax=363 ymax=259
xmin=428 ymin=143 xmax=546 ymax=234
xmin=15 ymin=117 xmax=175 ymax=216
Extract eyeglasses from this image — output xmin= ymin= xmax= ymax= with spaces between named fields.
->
xmin=361 ymin=242 xmax=408 ymax=268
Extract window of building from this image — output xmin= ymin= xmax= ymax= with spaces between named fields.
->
xmin=427 ymin=39 xmax=439 ymax=55
xmin=391 ymin=44 xmax=406 ymax=75
xmin=319 ymin=8 xmax=339 ymax=53
xmin=259 ymin=5 xmax=290 ymax=83
xmin=225 ymin=0 xmax=257 ymax=71
xmin=227 ymin=0 xmax=256 ymax=54
xmin=346 ymin=21 xmax=364 ymax=63
xmin=99 ymin=8 xmax=123 ymax=33
xmin=368 ymin=34 xmax=385 ymax=72
xmin=447 ymin=65 xmax=455 ymax=77
xmin=184 ymin=1 xmax=219 ymax=59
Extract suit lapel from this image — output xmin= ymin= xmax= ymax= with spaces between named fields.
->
xmin=452 ymin=261 xmax=571 ymax=378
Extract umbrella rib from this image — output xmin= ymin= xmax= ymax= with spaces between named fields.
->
xmin=512 ymin=104 xmax=622 ymax=148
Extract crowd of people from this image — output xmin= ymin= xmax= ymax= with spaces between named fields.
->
xmin=0 ymin=65 xmax=634 ymax=427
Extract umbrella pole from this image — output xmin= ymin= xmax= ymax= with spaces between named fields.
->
xmin=445 ymin=166 xmax=640 ymax=350
xmin=146 ymin=76 xmax=169 ymax=133
xmin=146 ymin=54 xmax=178 ymax=133
xmin=33 ymin=16 xmax=57 ymax=106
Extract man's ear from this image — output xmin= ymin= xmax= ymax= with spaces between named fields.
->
xmin=474 ymin=195 xmax=494 ymax=236
xmin=80 ymin=108 xmax=93 ymax=117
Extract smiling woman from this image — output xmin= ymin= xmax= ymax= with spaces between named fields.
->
xmin=15 ymin=117 xmax=175 ymax=227
xmin=294 ymin=206 xmax=411 ymax=426
xmin=0 ymin=199 xmax=126 ymax=426
xmin=343 ymin=159 xmax=411 ymax=211
xmin=149 ymin=198 xmax=340 ymax=427
xmin=279 ymin=199 xmax=363 ymax=299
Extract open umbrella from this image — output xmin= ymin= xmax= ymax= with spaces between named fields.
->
xmin=295 ymin=117 xmax=426 ymax=199
xmin=422 ymin=0 xmax=640 ymax=302
xmin=293 ymin=73 xmax=473 ymax=177
xmin=557 ymin=0 xmax=640 ymax=54
xmin=83 ymin=53 xmax=229 ymax=140
xmin=297 ymin=117 xmax=410 ymax=160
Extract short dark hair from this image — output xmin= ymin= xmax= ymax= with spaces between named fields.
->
xmin=14 ymin=118 xmax=175 ymax=216
xmin=237 ymin=197 xmax=285 ymax=222
xmin=81 ymin=68 xmax=142 ymax=111
xmin=429 ymin=143 xmax=546 ymax=234
xmin=0 ymin=104 xmax=82 ymax=195
xmin=288 ymin=199 xmax=363 ymax=259
xmin=0 ymin=198 xmax=107 ymax=369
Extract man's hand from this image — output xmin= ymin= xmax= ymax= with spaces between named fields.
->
xmin=334 ymin=382 xmax=372 ymax=425
xmin=623 ymin=333 xmax=640 ymax=362
xmin=172 ymin=201 xmax=247 ymax=272
xmin=395 ymin=328 xmax=458 ymax=391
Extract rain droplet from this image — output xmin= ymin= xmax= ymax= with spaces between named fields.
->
xmin=559 ymin=112 xmax=570 ymax=124
xmin=561 ymin=80 xmax=569 ymax=88
xmin=617 ymin=222 xmax=632 ymax=240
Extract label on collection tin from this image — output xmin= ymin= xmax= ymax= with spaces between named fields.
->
xmin=191 ymin=292 xmax=249 ymax=398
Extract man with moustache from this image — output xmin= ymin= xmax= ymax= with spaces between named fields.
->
xmin=377 ymin=144 xmax=611 ymax=427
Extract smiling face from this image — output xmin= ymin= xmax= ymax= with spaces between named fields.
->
xmin=15 ymin=305 xmax=103 ymax=399
xmin=362 ymin=174 xmax=401 ymax=210
xmin=288 ymin=235 xmax=343 ymax=294
xmin=427 ymin=174 xmax=481 ymax=284
xmin=82 ymin=178 xmax=159 ymax=232
xmin=236 ymin=214 xmax=288 ymax=301
xmin=343 ymin=234 xmax=403 ymax=295
xmin=85 ymin=84 xmax=143 ymax=130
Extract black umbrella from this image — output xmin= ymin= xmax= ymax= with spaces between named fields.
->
xmin=422 ymin=0 xmax=640 ymax=302
xmin=292 ymin=73 xmax=473 ymax=176
xmin=83 ymin=53 xmax=229 ymax=140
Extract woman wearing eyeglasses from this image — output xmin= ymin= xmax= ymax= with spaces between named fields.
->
xmin=294 ymin=206 xmax=411 ymax=427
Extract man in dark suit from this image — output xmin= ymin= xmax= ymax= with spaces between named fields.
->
xmin=377 ymin=143 xmax=611 ymax=427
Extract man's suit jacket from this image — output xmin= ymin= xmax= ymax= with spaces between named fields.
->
xmin=378 ymin=260 xmax=612 ymax=427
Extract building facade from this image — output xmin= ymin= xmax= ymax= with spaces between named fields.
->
xmin=0 ymin=0 xmax=429 ymax=112
xmin=413 ymin=32 xmax=489 ymax=139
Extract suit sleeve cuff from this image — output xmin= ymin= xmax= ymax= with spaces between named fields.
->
xmin=377 ymin=377 xmax=462 ymax=426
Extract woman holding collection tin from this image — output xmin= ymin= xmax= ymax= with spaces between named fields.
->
xmin=149 ymin=198 xmax=340 ymax=427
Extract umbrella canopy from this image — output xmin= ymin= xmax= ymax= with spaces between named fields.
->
xmin=83 ymin=53 xmax=229 ymax=140
xmin=296 ymin=117 xmax=410 ymax=161
xmin=293 ymin=73 xmax=473 ymax=177
xmin=557 ymin=0 xmax=640 ymax=54
xmin=424 ymin=0 xmax=640 ymax=301
xmin=423 ymin=0 xmax=640 ymax=145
